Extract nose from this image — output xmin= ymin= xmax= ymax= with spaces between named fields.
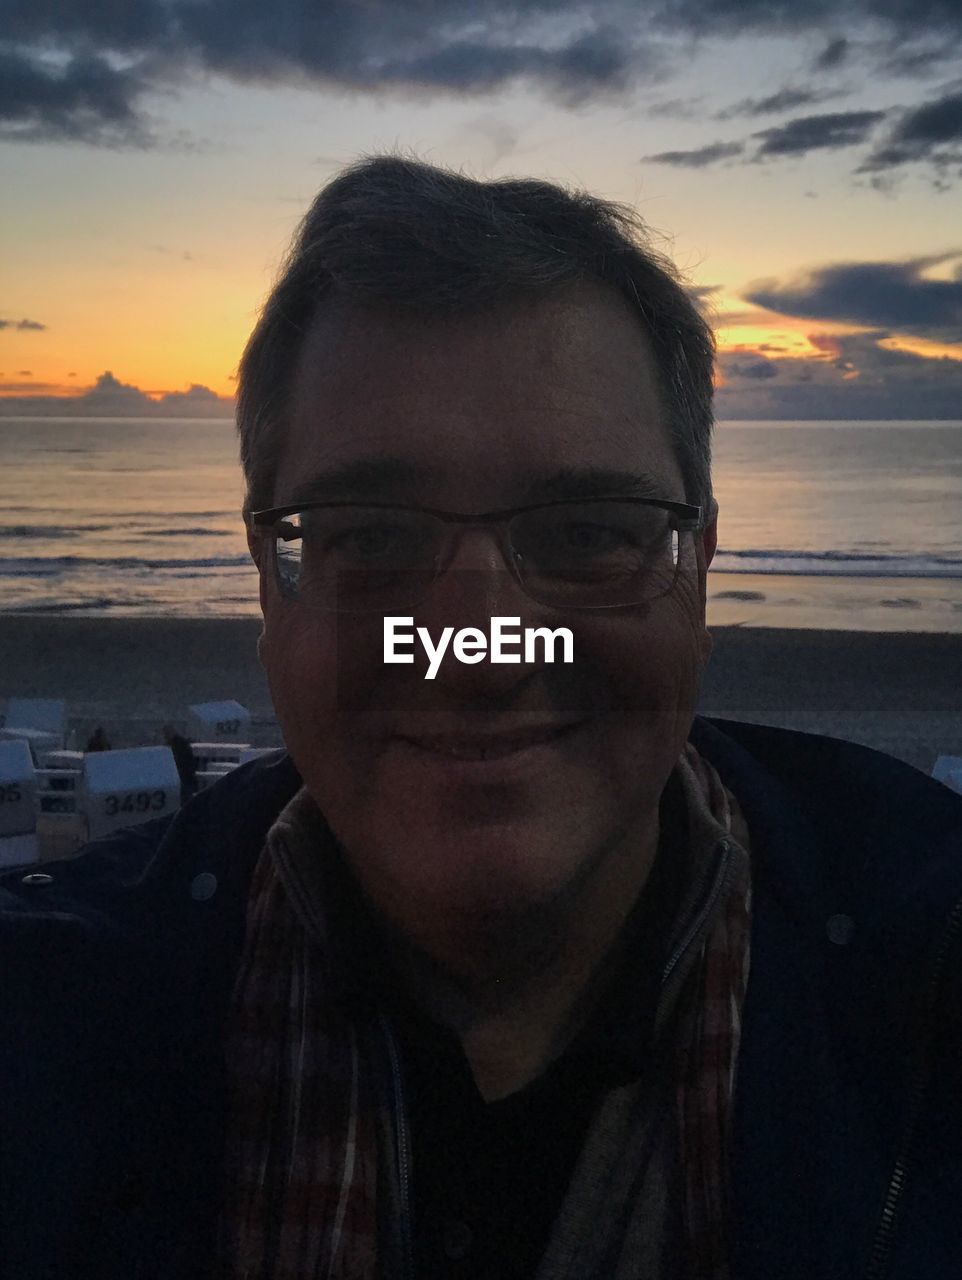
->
xmin=426 ymin=524 xmax=526 ymax=620
xmin=408 ymin=527 xmax=554 ymax=693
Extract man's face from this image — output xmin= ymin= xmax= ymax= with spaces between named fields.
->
xmin=253 ymin=283 xmax=717 ymax=940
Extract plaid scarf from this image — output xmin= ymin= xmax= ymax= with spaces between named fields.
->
xmin=219 ymin=743 xmax=751 ymax=1279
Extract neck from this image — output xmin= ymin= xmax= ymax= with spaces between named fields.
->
xmin=386 ymin=808 xmax=662 ymax=1101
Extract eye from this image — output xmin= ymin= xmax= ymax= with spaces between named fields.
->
xmin=325 ymin=522 xmax=419 ymax=558
xmin=556 ymin=521 xmax=630 ymax=553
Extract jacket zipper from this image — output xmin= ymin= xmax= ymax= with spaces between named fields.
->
xmin=863 ymin=891 xmax=962 ymax=1279
xmin=659 ymin=838 xmax=734 ymax=1007
xmin=379 ymin=1014 xmax=414 ymax=1280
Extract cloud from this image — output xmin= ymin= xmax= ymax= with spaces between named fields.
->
xmin=723 ymin=356 xmax=779 ymax=379
xmin=744 ymin=253 xmax=962 ymax=341
xmin=650 ymin=0 xmax=962 ymax=40
xmin=752 ymin=110 xmax=887 ymax=157
xmin=814 ymin=36 xmax=849 ymax=71
xmin=0 ymin=380 xmax=66 ymax=393
xmin=646 ymin=109 xmax=892 ymax=172
xmin=882 ymin=45 xmax=960 ymax=77
xmin=858 ymin=89 xmax=962 ymax=175
xmin=4 ymin=0 xmax=961 ymax=147
xmin=0 ymin=370 xmax=235 ymax=417
xmin=0 ymin=316 xmax=47 ymax=330
xmin=716 ymin=87 xmax=844 ymax=120
xmin=645 ymin=140 xmax=744 ymax=167
xmin=156 ymin=383 xmax=230 ymax=411
xmin=646 ymin=94 xmax=706 ymax=119
xmin=717 ymin=331 xmax=962 ymax=419
xmin=0 ymin=47 xmax=155 ymax=146
xmin=1 ymin=5 xmax=658 ymax=144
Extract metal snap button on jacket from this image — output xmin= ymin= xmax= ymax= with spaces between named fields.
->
xmin=189 ymin=872 xmax=218 ymax=901
xmin=826 ymin=913 xmax=855 ymax=945
xmin=441 ymin=1220 xmax=473 ymax=1261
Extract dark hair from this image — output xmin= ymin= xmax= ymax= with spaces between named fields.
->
xmin=237 ymin=153 xmax=715 ymax=520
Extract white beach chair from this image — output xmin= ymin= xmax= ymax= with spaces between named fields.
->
xmin=0 ymin=739 xmax=40 ymax=868
xmin=81 ymin=747 xmax=181 ymax=841
xmin=187 ymin=700 xmax=252 ymax=744
xmin=0 ymin=698 xmax=67 ymax=755
xmin=189 ymin=742 xmax=251 ymax=774
xmin=238 ymin=747 xmax=282 ymax=765
xmin=932 ymin=756 xmax=962 ymax=797
xmin=41 ymin=749 xmax=85 ymax=771
xmin=36 ymin=769 xmax=81 ymax=815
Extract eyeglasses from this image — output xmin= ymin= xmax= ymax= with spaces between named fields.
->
xmin=249 ymin=496 xmax=702 ymax=612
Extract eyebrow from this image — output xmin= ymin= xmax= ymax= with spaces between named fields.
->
xmin=517 ymin=467 xmax=670 ymax=503
xmin=281 ymin=460 xmax=671 ymax=507
xmin=285 ymin=457 xmax=441 ymax=505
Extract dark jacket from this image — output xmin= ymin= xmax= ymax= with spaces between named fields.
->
xmin=2 ymin=716 xmax=962 ymax=1280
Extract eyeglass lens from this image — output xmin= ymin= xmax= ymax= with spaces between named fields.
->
xmin=272 ymin=502 xmax=683 ymax=610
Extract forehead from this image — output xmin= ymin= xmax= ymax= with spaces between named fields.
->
xmin=276 ymin=282 xmax=680 ymax=508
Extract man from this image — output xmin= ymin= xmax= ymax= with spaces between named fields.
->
xmin=2 ymin=156 xmax=961 ymax=1280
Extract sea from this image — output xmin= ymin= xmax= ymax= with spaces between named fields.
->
xmin=1 ymin=416 xmax=961 ymax=632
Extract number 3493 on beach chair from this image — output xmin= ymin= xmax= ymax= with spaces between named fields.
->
xmin=82 ymin=746 xmax=181 ymax=840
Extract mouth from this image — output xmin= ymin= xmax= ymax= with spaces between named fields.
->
xmin=394 ymin=722 xmax=581 ymax=762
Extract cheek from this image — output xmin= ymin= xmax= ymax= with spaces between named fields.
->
xmin=261 ymin=611 xmax=338 ymax=747
xmin=579 ymin=591 xmax=708 ymax=768
xmin=261 ymin=609 xmax=395 ymax=802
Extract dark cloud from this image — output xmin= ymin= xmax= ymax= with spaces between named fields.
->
xmin=745 ymin=254 xmax=962 ymax=341
xmin=717 ymin=332 xmax=962 ymax=419
xmin=646 ymin=94 xmax=706 ymax=119
xmin=859 ymin=89 xmax=962 ymax=173
xmin=375 ymin=28 xmax=637 ymax=105
xmin=645 ymin=140 xmax=744 ymax=167
xmin=716 ymin=87 xmax=844 ymax=120
xmin=882 ymin=44 xmax=960 ymax=77
xmin=752 ymin=110 xmax=887 ymax=157
xmin=3 ymin=0 xmax=961 ymax=147
xmin=722 ymin=356 xmax=779 ymax=379
xmin=814 ymin=36 xmax=849 ymax=71
xmin=0 ymin=317 xmax=47 ymax=330
xmin=651 ymin=0 xmax=962 ymax=38
xmin=0 ymin=47 xmax=153 ymax=146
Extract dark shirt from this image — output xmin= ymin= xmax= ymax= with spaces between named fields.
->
xmin=393 ymin=774 xmax=690 ymax=1279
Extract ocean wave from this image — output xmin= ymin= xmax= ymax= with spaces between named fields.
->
xmin=146 ymin=527 xmax=232 ymax=537
xmin=713 ymin=549 xmax=962 ymax=578
xmin=0 ymin=554 xmax=252 ymax=576
xmin=0 ymin=597 xmax=127 ymax=614
xmin=0 ymin=524 xmax=114 ymax=539
xmin=0 ymin=526 xmax=79 ymax=540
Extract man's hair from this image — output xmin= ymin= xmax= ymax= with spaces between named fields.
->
xmin=236 ymin=154 xmax=715 ymax=521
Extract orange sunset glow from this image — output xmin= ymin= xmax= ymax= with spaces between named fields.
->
xmin=2 ymin=6 xmax=960 ymax=420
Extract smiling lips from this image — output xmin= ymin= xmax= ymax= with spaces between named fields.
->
xmin=396 ymin=723 xmax=579 ymax=761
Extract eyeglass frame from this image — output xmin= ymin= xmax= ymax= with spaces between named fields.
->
xmin=248 ymin=494 xmax=704 ymax=612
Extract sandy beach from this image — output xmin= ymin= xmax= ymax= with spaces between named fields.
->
xmin=1 ymin=615 xmax=960 ymax=774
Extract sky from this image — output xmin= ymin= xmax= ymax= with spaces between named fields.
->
xmin=2 ymin=0 xmax=961 ymax=420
